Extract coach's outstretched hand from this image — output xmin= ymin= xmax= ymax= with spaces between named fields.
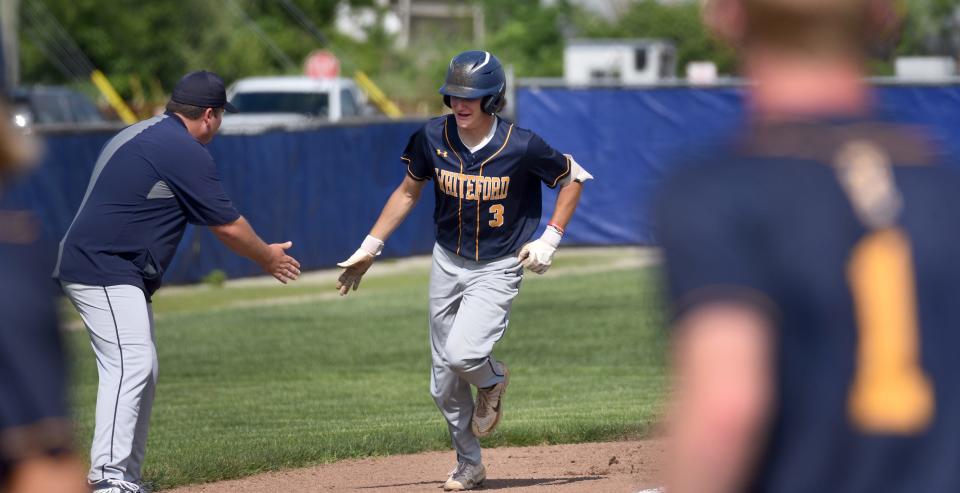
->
xmin=262 ymin=241 xmax=301 ymax=284
xmin=337 ymin=235 xmax=384 ymax=296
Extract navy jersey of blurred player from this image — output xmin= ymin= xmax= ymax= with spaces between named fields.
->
xmin=657 ymin=1 xmax=960 ymax=492
xmin=0 ymin=209 xmax=67 ymax=459
xmin=402 ymin=115 xmax=571 ymax=260
xmin=0 ymin=197 xmax=82 ymax=492
xmin=658 ymin=121 xmax=960 ymax=492
xmin=0 ymin=95 xmax=86 ymax=491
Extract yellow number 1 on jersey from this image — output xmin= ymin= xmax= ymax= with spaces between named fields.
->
xmin=489 ymin=204 xmax=504 ymax=228
xmin=847 ymin=227 xmax=934 ymax=434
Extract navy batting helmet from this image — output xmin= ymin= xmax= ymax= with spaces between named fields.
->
xmin=439 ymin=50 xmax=506 ymax=114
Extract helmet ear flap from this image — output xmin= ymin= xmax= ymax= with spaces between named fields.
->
xmin=481 ymin=95 xmax=494 ymax=114
xmin=481 ymin=85 xmax=506 ymax=114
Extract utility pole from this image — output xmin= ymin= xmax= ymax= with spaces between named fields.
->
xmin=1 ymin=0 xmax=20 ymax=91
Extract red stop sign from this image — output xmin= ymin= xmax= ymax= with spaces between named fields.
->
xmin=304 ymin=50 xmax=341 ymax=79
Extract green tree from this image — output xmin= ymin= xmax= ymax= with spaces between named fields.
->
xmin=19 ymin=0 xmax=359 ymax=111
xmin=897 ymin=0 xmax=960 ymax=56
xmin=481 ymin=0 xmax=572 ymax=77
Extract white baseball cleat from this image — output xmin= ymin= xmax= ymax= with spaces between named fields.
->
xmin=444 ymin=461 xmax=486 ymax=491
xmin=89 ymin=478 xmax=144 ymax=493
xmin=471 ymin=361 xmax=509 ymax=438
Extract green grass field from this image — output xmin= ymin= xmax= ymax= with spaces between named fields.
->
xmin=65 ymin=248 xmax=669 ymax=490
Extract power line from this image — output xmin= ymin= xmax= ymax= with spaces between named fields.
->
xmin=21 ymin=1 xmax=84 ymax=78
xmin=29 ymin=0 xmax=95 ymax=73
xmin=20 ymin=0 xmax=138 ymax=123
xmin=224 ymin=0 xmax=297 ymax=72
xmin=22 ymin=28 xmax=76 ymax=80
xmin=278 ymin=0 xmax=356 ymax=72
xmin=20 ymin=0 xmax=95 ymax=80
xmin=279 ymin=0 xmax=331 ymax=47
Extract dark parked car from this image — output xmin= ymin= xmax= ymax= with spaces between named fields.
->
xmin=10 ymin=86 xmax=110 ymax=129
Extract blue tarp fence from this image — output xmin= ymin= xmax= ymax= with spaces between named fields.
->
xmin=519 ymin=84 xmax=960 ymax=246
xmin=7 ymin=84 xmax=960 ymax=284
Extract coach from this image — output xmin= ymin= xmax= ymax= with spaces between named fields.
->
xmin=54 ymin=71 xmax=300 ymax=493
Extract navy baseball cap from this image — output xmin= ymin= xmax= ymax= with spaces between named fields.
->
xmin=171 ymin=70 xmax=238 ymax=113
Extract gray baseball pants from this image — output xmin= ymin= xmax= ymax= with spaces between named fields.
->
xmin=429 ymin=243 xmax=523 ymax=465
xmin=62 ymin=283 xmax=157 ymax=483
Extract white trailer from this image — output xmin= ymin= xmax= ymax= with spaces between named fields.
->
xmin=563 ymin=39 xmax=677 ymax=86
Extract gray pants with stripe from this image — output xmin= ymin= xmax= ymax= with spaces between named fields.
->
xmin=429 ymin=243 xmax=522 ymax=465
xmin=62 ymin=283 xmax=157 ymax=483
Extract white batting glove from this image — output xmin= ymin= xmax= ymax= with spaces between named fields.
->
xmin=336 ymin=235 xmax=384 ymax=296
xmin=518 ymin=225 xmax=563 ymax=275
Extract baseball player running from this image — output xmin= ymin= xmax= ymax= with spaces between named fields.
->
xmin=54 ymin=71 xmax=301 ymax=493
xmin=337 ymin=50 xmax=592 ymax=491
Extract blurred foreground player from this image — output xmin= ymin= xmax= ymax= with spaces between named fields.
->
xmin=657 ymin=0 xmax=960 ymax=492
xmin=0 ymin=99 xmax=86 ymax=491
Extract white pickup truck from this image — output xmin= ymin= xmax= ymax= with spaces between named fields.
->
xmin=220 ymin=76 xmax=372 ymax=133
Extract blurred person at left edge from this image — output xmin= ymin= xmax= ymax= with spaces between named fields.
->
xmin=0 ymin=85 xmax=87 ymax=491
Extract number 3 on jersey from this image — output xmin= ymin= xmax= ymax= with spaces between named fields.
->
xmin=488 ymin=204 xmax=504 ymax=228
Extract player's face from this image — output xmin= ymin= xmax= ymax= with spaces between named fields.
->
xmin=449 ymin=96 xmax=487 ymax=131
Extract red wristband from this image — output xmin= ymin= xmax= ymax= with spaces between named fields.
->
xmin=547 ymin=222 xmax=565 ymax=235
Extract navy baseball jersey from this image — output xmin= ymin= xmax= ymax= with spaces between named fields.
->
xmin=54 ymin=112 xmax=240 ymax=298
xmin=656 ymin=120 xmax=960 ymax=492
xmin=403 ymin=114 xmax=570 ymax=261
xmin=0 ymin=205 xmax=71 ymax=479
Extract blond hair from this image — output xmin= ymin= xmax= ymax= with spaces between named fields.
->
xmin=703 ymin=0 xmax=901 ymax=57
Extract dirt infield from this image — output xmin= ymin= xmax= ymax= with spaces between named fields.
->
xmin=166 ymin=439 xmax=665 ymax=493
